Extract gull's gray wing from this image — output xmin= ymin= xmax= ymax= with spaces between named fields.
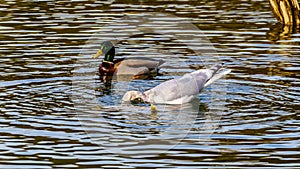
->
xmin=144 ymin=63 xmax=225 ymax=104
xmin=145 ymin=70 xmax=208 ymax=104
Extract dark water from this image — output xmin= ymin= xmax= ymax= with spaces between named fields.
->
xmin=1 ymin=0 xmax=300 ymax=168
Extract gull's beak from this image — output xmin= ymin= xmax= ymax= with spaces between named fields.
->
xmin=93 ymin=49 xmax=103 ymax=59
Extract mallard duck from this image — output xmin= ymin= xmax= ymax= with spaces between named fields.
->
xmin=122 ymin=63 xmax=231 ymax=104
xmin=93 ymin=41 xmax=165 ymax=78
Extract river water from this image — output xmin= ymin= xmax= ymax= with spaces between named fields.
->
xmin=1 ymin=0 xmax=299 ymax=168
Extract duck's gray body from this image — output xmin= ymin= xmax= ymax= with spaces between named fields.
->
xmin=116 ymin=57 xmax=165 ymax=76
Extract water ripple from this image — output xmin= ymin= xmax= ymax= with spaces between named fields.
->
xmin=0 ymin=0 xmax=300 ymax=168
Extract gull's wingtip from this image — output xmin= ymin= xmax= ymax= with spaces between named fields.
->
xmin=204 ymin=68 xmax=231 ymax=88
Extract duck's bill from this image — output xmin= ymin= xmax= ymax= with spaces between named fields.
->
xmin=93 ymin=49 xmax=103 ymax=58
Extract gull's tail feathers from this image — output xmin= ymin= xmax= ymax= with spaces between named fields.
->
xmin=204 ymin=68 xmax=231 ymax=88
xmin=205 ymin=63 xmax=224 ymax=78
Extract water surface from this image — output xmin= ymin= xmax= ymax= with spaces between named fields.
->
xmin=1 ymin=0 xmax=299 ymax=168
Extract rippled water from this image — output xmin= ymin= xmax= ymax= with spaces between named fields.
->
xmin=1 ymin=0 xmax=299 ymax=168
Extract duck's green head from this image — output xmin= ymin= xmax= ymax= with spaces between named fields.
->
xmin=93 ymin=41 xmax=115 ymax=62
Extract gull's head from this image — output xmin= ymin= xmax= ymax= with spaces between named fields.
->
xmin=122 ymin=91 xmax=146 ymax=103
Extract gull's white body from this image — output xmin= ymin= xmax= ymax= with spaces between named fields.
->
xmin=122 ymin=63 xmax=231 ymax=104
